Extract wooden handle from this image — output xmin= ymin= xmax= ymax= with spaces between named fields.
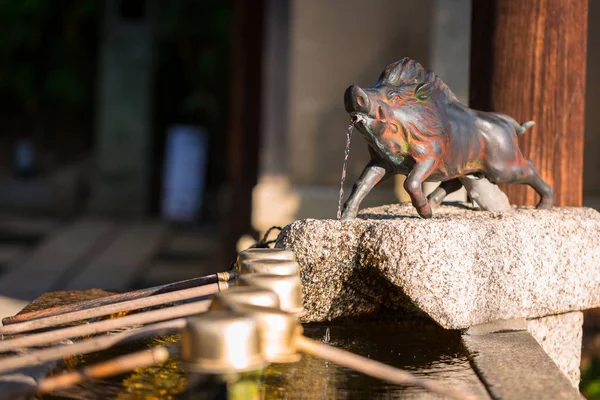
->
xmin=0 ymin=281 xmax=225 ymax=336
xmin=0 ymin=299 xmax=210 ymax=354
xmin=295 ymin=336 xmax=479 ymax=400
xmin=0 ymin=319 xmax=185 ymax=374
xmin=37 ymin=345 xmax=177 ymax=393
xmin=2 ymin=272 xmax=231 ymax=326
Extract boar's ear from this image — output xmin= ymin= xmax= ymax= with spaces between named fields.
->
xmin=414 ymin=81 xmax=433 ymax=101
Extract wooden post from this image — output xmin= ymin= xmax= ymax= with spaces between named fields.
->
xmin=223 ymin=0 xmax=265 ymax=259
xmin=470 ymin=0 xmax=588 ymax=206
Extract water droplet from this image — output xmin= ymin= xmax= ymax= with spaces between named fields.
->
xmin=337 ymin=124 xmax=354 ymax=219
xmin=322 ymin=327 xmax=331 ymax=344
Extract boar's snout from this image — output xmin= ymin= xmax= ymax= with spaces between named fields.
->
xmin=344 ymin=85 xmax=370 ymax=115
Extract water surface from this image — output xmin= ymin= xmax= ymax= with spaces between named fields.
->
xmin=40 ymin=320 xmax=488 ymax=399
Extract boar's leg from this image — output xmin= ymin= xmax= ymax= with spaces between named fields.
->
xmin=341 ymin=161 xmax=387 ymax=220
xmin=519 ymin=160 xmax=554 ymax=209
xmin=404 ymin=159 xmax=436 ymax=218
xmin=427 ymin=178 xmax=463 ymax=209
xmin=460 ymin=176 xmax=512 ymax=212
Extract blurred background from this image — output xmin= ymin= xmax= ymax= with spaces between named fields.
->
xmin=0 ymin=0 xmax=598 ymax=396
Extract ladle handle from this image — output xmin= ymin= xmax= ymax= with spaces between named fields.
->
xmin=2 ymin=271 xmax=232 ymax=326
xmin=0 ymin=319 xmax=185 ymax=374
xmin=295 ymin=336 xmax=479 ymax=400
xmin=0 ymin=282 xmax=225 ymax=336
xmin=0 ymin=299 xmax=211 ymax=353
xmin=37 ymin=345 xmax=177 ymax=394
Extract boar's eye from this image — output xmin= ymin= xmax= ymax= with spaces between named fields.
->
xmin=414 ymin=82 xmax=433 ymax=101
xmin=387 ymin=92 xmax=402 ymax=104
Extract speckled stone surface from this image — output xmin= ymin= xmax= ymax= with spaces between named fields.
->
xmin=462 ymin=331 xmax=582 ymax=400
xmin=528 ymin=312 xmax=583 ymax=387
xmin=276 ymin=203 xmax=600 ymax=329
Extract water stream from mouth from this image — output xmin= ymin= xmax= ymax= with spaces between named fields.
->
xmin=337 ymin=123 xmax=354 ymax=219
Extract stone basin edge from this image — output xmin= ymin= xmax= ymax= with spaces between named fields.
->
xmin=276 ymin=204 xmax=600 ymax=329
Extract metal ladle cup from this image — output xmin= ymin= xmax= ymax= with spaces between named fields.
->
xmin=223 ymin=304 xmax=302 ymax=364
xmin=236 ymin=248 xmax=295 ymax=270
xmin=238 ymin=274 xmax=304 ymax=315
xmin=238 ymin=259 xmax=300 ymax=277
xmin=209 ymin=287 xmax=281 ymax=312
xmin=181 ymin=311 xmax=268 ymax=374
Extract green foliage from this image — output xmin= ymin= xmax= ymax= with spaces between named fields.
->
xmin=0 ymin=0 xmax=232 ymax=125
xmin=154 ymin=0 xmax=233 ymax=188
xmin=156 ymin=0 xmax=232 ymax=126
xmin=0 ymin=0 xmax=99 ymax=112
xmin=0 ymin=0 xmax=233 ymax=175
xmin=582 ymin=358 xmax=600 ymax=399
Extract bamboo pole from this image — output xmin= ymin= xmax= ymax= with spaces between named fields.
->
xmin=0 ymin=299 xmax=210 ymax=352
xmin=295 ymin=336 xmax=478 ymax=400
xmin=0 ymin=319 xmax=185 ymax=374
xmin=37 ymin=345 xmax=177 ymax=394
xmin=0 ymin=281 xmax=226 ymax=336
xmin=2 ymin=271 xmax=232 ymax=326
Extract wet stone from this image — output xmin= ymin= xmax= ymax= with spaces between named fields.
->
xmin=462 ymin=330 xmax=581 ymax=400
xmin=527 ymin=311 xmax=584 ymax=387
xmin=276 ymin=203 xmax=600 ymax=329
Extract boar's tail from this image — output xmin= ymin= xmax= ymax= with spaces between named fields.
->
xmin=496 ymin=114 xmax=535 ymax=136
xmin=516 ymin=120 xmax=535 ymax=136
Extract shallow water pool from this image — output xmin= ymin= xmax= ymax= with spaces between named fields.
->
xmin=39 ymin=319 xmax=488 ymax=399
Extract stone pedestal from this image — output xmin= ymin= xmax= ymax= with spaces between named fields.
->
xmin=464 ymin=313 xmax=584 ymax=388
xmin=277 ymin=203 xmax=600 ymax=327
xmin=463 ymin=326 xmax=581 ymax=398
xmin=528 ymin=312 xmax=584 ymax=387
xmin=276 ymin=203 xmax=600 ymax=389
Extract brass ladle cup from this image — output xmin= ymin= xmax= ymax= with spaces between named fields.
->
xmin=238 ymin=258 xmax=300 ymax=277
xmin=35 ymin=311 xmax=269 ymax=394
xmin=209 ymin=305 xmax=478 ymax=400
xmin=236 ymin=248 xmax=295 ymax=270
xmin=180 ymin=311 xmax=268 ymax=374
xmin=237 ymin=273 xmax=305 ymax=315
xmin=210 ymin=287 xmax=301 ymax=363
xmin=209 ymin=286 xmax=281 ymax=312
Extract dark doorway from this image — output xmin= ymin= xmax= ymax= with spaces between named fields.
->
xmin=150 ymin=0 xmax=234 ymax=224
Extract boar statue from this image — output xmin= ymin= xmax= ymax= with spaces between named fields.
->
xmin=341 ymin=57 xmax=553 ymax=219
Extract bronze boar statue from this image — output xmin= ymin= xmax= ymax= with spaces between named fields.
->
xmin=341 ymin=57 xmax=553 ymax=219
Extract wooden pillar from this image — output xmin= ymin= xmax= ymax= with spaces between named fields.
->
xmin=470 ymin=0 xmax=588 ymax=206
xmin=223 ymin=0 xmax=265 ymax=259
